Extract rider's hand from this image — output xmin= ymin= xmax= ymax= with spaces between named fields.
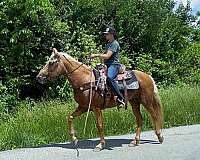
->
xmin=90 ymin=54 xmax=99 ymax=59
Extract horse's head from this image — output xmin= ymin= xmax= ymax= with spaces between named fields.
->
xmin=36 ymin=48 xmax=65 ymax=84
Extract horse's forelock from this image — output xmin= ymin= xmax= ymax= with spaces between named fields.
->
xmin=45 ymin=52 xmax=58 ymax=64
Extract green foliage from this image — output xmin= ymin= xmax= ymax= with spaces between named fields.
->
xmin=0 ymin=0 xmax=200 ymax=101
xmin=0 ymin=100 xmax=72 ymax=150
xmin=135 ymin=53 xmax=179 ymax=84
xmin=177 ymin=42 xmax=200 ymax=84
xmin=46 ymin=78 xmax=73 ymax=101
xmin=0 ymin=0 xmax=56 ymax=75
xmin=0 ymin=82 xmax=17 ymax=113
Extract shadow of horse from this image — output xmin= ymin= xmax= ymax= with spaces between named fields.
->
xmin=42 ymin=139 xmax=160 ymax=150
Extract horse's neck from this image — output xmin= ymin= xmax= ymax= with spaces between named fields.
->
xmin=61 ymin=57 xmax=94 ymax=88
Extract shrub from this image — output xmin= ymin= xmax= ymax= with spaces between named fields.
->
xmin=0 ymin=82 xmax=17 ymax=113
xmin=177 ymin=42 xmax=200 ymax=84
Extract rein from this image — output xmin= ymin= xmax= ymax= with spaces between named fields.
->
xmin=67 ymin=63 xmax=84 ymax=77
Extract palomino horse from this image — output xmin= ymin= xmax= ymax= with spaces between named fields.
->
xmin=37 ymin=48 xmax=164 ymax=151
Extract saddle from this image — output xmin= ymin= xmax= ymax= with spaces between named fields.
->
xmin=92 ymin=64 xmax=139 ymax=109
xmin=78 ymin=64 xmax=139 ymax=109
xmin=117 ymin=70 xmax=133 ymax=81
xmin=93 ymin=64 xmax=139 ymax=90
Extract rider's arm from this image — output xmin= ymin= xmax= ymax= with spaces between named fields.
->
xmin=91 ymin=51 xmax=113 ymax=60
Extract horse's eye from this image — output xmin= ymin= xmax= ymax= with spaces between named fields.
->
xmin=49 ymin=61 xmax=54 ymax=65
xmin=49 ymin=59 xmax=58 ymax=65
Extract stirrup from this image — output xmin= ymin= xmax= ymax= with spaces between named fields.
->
xmin=116 ymin=98 xmax=125 ymax=110
xmin=117 ymin=98 xmax=125 ymax=106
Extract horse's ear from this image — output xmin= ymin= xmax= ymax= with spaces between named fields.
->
xmin=53 ymin=48 xmax=59 ymax=55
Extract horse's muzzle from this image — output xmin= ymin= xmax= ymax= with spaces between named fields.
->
xmin=36 ymin=75 xmax=48 ymax=84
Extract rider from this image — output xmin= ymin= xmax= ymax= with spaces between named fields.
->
xmin=91 ymin=27 xmax=125 ymax=106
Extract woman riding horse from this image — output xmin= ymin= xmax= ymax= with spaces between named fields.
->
xmin=91 ymin=27 xmax=125 ymax=106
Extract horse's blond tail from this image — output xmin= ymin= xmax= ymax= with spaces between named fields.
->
xmin=149 ymin=75 xmax=158 ymax=94
xmin=149 ymin=75 xmax=163 ymax=130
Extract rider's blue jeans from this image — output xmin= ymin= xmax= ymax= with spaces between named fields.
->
xmin=107 ymin=64 xmax=124 ymax=100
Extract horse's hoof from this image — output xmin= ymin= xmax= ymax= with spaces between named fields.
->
xmin=93 ymin=147 xmax=102 ymax=152
xmin=93 ymin=143 xmax=105 ymax=152
xmin=158 ymin=136 xmax=164 ymax=144
xmin=128 ymin=143 xmax=136 ymax=147
xmin=129 ymin=139 xmax=139 ymax=147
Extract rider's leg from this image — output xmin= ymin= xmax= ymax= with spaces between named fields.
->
xmin=107 ymin=65 xmax=125 ymax=104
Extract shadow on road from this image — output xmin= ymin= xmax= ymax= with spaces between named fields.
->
xmin=42 ymin=139 xmax=159 ymax=150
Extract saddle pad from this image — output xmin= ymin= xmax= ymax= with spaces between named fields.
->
xmin=117 ymin=71 xmax=139 ymax=90
xmin=117 ymin=70 xmax=132 ymax=81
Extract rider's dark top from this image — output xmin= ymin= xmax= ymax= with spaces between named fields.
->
xmin=104 ymin=40 xmax=120 ymax=66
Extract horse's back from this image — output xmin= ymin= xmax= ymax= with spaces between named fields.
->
xmin=134 ymin=70 xmax=152 ymax=82
xmin=133 ymin=70 xmax=155 ymax=93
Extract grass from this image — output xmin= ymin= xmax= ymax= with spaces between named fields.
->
xmin=160 ymin=85 xmax=200 ymax=127
xmin=0 ymin=85 xmax=200 ymax=150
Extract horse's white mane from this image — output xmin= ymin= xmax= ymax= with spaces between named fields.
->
xmin=48 ymin=51 xmax=75 ymax=61
xmin=48 ymin=50 xmax=91 ymax=70
xmin=60 ymin=52 xmax=76 ymax=61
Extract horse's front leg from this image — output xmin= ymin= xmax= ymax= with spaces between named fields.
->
xmin=93 ymin=107 xmax=105 ymax=152
xmin=67 ymin=106 xmax=86 ymax=145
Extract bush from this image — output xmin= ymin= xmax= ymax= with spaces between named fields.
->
xmin=135 ymin=53 xmax=180 ymax=85
xmin=177 ymin=42 xmax=200 ymax=84
xmin=0 ymin=82 xmax=17 ymax=113
xmin=45 ymin=78 xmax=73 ymax=101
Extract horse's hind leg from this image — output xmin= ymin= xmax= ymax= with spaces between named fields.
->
xmin=143 ymin=94 xmax=164 ymax=144
xmin=67 ymin=106 xmax=87 ymax=144
xmin=129 ymin=99 xmax=143 ymax=146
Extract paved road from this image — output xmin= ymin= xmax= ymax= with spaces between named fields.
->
xmin=1 ymin=125 xmax=200 ymax=160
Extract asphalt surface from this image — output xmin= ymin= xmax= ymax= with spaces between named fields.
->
xmin=1 ymin=125 xmax=200 ymax=160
